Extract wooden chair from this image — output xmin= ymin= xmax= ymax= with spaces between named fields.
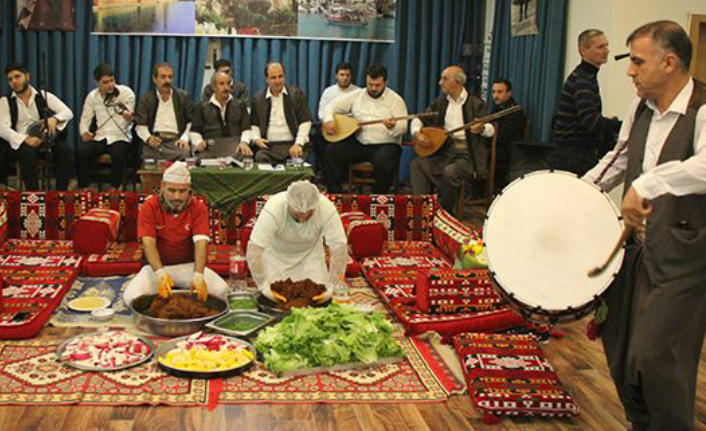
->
xmin=347 ymin=161 xmax=399 ymax=194
xmin=15 ymin=148 xmax=53 ymax=190
xmin=456 ymin=123 xmax=498 ymax=216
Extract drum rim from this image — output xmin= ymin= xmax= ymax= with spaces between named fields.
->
xmin=482 ymin=169 xmax=624 ymax=317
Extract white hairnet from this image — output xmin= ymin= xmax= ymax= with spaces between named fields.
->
xmin=286 ymin=180 xmax=319 ymax=213
xmin=162 ymin=161 xmax=191 ymax=184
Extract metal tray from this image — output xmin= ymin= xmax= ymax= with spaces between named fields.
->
xmin=56 ymin=331 xmax=155 ymax=372
xmin=206 ymin=310 xmax=277 ymax=338
xmin=227 ymin=293 xmax=259 ymax=311
xmin=255 ymin=292 xmax=332 ymax=314
xmin=155 ymin=334 xmax=256 ymax=379
xmin=275 ymin=355 xmax=406 ymax=378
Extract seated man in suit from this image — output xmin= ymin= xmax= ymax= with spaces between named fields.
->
xmin=409 ymin=66 xmax=494 ymax=215
xmin=322 ymin=63 xmax=407 ymax=194
xmin=0 ymin=63 xmax=74 ymax=190
xmin=135 ymin=63 xmax=193 ymax=161
xmin=76 ymin=62 xmax=135 ymax=191
xmin=491 ymin=78 xmax=527 ymax=189
xmin=190 ymin=71 xmax=252 ymax=159
xmin=201 ymin=58 xmax=249 ymax=108
xmin=250 ymin=62 xmax=312 ymax=165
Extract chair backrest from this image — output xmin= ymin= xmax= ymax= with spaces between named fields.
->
xmin=456 ymin=122 xmax=498 ymax=215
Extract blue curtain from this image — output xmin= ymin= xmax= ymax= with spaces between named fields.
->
xmin=0 ymin=0 xmax=477 ymax=155
xmin=0 ymin=1 xmax=208 ymax=148
xmin=488 ymin=0 xmax=567 ymax=141
xmin=221 ymin=0 xmax=472 ymax=116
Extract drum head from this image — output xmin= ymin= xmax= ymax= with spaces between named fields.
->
xmin=483 ymin=170 xmax=624 ymax=314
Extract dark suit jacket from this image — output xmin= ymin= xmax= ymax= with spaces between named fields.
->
xmin=250 ymin=85 xmax=312 ymax=141
xmin=192 ymin=97 xmax=250 ymax=142
xmin=419 ymin=93 xmax=489 ymax=175
xmin=135 ymin=89 xmax=193 ymax=136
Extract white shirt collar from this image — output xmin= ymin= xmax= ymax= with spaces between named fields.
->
xmin=266 ymin=86 xmax=289 ymax=99
xmin=645 ymin=77 xmax=693 ymax=116
xmin=446 ymin=88 xmax=468 ymax=105
xmin=156 ymin=88 xmax=173 ymax=102
xmin=209 ymin=93 xmax=233 ymax=109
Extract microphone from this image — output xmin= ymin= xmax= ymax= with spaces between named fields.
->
xmin=614 ymin=52 xmax=629 ymax=61
xmin=115 ymin=102 xmax=128 ymax=114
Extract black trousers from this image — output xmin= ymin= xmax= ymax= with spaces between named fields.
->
xmin=548 ymin=144 xmax=599 ymax=176
xmin=0 ymin=139 xmax=73 ymax=190
xmin=324 ymin=138 xmax=401 ymax=194
xmin=76 ymin=139 xmax=131 ymax=188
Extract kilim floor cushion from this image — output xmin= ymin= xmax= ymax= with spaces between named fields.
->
xmin=0 ymin=239 xmax=75 ymax=255
xmin=0 ymin=261 xmax=81 ymax=339
xmin=0 ymin=335 xmax=463 ymax=407
xmin=82 ymin=242 xmax=142 ymax=276
xmin=360 ymin=242 xmax=524 ymax=338
xmin=452 ymin=332 xmax=580 ymax=424
xmin=416 ymin=268 xmax=504 ymax=314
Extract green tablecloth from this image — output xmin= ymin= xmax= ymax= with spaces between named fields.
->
xmin=189 ymin=166 xmax=314 ymax=215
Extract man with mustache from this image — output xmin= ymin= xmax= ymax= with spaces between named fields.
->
xmin=409 ymin=65 xmax=495 ymax=215
xmin=191 ymin=71 xmax=251 ymax=159
xmin=135 ymin=63 xmax=194 ymax=161
xmin=583 ymin=21 xmax=706 ymax=431
xmin=0 ymin=63 xmax=74 ymax=190
xmin=322 ymin=63 xmax=408 ymax=194
xmin=552 ymin=29 xmax=622 ymax=175
xmin=200 ymin=58 xmax=249 ymax=109
xmin=250 ymin=62 xmax=312 ymax=165
xmin=76 ymin=62 xmax=135 ymax=191
xmin=123 ymin=162 xmax=228 ymax=305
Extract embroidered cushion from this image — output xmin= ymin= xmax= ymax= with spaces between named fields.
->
xmin=340 ymin=211 xmax=387 ymax=260
xmin=416 ymin=268 xmax=504 ymax=314
xmin=452 ymin=332 xmax=580 ymax=423
xmin=72 ymin=208 xmax=122 ymax=255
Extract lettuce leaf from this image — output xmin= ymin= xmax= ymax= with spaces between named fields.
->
xmin=254 ymin=303 xmax=403 ymax=374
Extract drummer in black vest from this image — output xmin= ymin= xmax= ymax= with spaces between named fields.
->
xmin=0 ymin=63 xmax=74 ymax=190
xmin=190 ymin=71 xmax=252 ymax=159
xmin=583 ymin=21 xmax=706 ymax=431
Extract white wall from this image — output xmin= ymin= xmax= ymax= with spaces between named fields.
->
xmin=565 ymin=0 xmax=706 ymax=119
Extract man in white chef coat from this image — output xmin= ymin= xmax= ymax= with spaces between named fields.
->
xmin=246 ymin=180 xmax=348 ymax=302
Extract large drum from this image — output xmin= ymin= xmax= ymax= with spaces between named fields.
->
xmin=483 ymin=171 xmax=624 ymax=324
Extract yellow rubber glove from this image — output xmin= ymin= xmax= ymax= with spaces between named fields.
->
xmin=155 ymin=268 xmax=174 ymax=298
xmin=191 ymin=272 xmax=208 ymax=302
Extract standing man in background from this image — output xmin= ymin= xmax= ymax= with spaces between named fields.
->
xmin=552 ymin=29 xmax=621 ymax=175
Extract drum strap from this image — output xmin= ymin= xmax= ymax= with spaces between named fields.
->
xmin=9 ymin=90 xmax=53 ymax=131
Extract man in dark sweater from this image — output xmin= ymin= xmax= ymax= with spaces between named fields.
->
xmin=552 ymin=29 xmax=621 ymax=175
xmin=491 ymin=78 xmax=526 ymax=189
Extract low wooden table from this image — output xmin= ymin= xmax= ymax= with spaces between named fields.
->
xmin=138 ymin=165 xmax=315 ymax=214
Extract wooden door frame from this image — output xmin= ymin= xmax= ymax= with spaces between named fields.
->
xmin=689 ymin=14 xmax=706 ymax=78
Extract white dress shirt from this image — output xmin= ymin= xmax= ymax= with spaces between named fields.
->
xmin=79 ymin=84 xmax=134 ymax=144
xmin=584 ymin=78 xmax=706 ymax=199
xmin=135 ymin=89 xmax=191 ymax=143
xmin=317 ymin=83 xmax=359 ymax=120
xmin=0 ymin=87 xmax=73 ymax=150
xmin=410 ymin=88 xmax=494 ymax=139
xmin=251 ymin=87 xmax=312 ymax=146
xmin=189 ymin=94 xmax=251 ymax=145
xmin=323 ymin=87 xmax=408 ymax=145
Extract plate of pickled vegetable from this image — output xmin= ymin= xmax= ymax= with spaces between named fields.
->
xmin=155 ymin=332 xmax=256 ymax=378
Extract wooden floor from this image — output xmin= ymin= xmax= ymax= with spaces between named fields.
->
xmin=0 ymin=323 xmax=703 ymax=431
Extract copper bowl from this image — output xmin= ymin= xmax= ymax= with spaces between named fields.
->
xmin=129 ymin=292 xmax=228 ymax=337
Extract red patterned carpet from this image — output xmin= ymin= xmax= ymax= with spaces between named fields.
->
xmin=0 ymin=336 xmax=463 ymax=408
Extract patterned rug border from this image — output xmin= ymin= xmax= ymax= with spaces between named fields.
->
xmin=0 ymin=335 xmax=457 ymax=407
